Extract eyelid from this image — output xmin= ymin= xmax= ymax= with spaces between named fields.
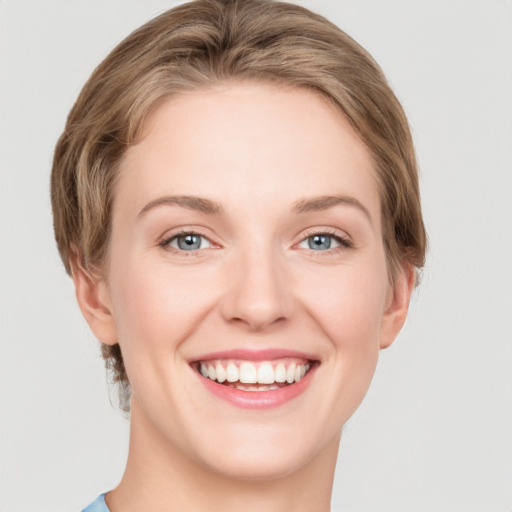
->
xmin=294 ymin=227 xmax=353 ymax=250
xmin=168 ymin=233 xmax=211 ymax=250
xmin=158 ymin=227 xmax=221 ymax=253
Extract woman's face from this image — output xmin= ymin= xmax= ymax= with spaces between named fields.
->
xmin=88 ymin=82 xmax=410 ymax=479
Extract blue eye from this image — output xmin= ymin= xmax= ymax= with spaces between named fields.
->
xmin=308 ymin=234 xmax=333 ymax=250
xmin=298 ymin=233 xmax=350 ymax=251
xmin=166 ymin=233 xmax=212 ymax=251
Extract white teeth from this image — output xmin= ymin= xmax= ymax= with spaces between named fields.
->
xmin=257 ymin=362 xmax=275 ymax=384
xmin=275 ymin=363 xmax=287 ymax=383
xmin=198 ymin=359 xmax=313 ymax=388
xmin=215 ymin=363 xmax=226 ymax=383
xmin=241 ymin=384 xmax=280 ymax=392
xmin=226 ymin=363 xmax=239 ymax=382
xmin=286 ymin=363 xmax=296 ymax=384
xmin=239 ymin=362 xmax=257 ymax=384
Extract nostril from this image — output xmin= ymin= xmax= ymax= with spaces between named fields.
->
xmin=230 ymin=314 xmax=286 ymax=328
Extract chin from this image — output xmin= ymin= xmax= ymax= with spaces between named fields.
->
xmin=184 ymin=417 xmax=340 ymax=482
xmin=200 ymin=441 xmax=318 ymax=481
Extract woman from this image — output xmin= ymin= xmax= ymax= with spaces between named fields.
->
xmin=51 ymin=0 xmax=426 ymax=510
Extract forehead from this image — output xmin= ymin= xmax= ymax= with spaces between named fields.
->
xmin=116 ymin=82 xmax=380 ymax=224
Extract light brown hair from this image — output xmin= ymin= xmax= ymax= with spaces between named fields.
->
xmin=51 ymin=0 xmax=427 ymax=408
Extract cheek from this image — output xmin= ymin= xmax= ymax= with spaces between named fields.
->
xmin=108 ymin=255 xmax=218 ymax=354
xmin=281 ymin=258 xmax=390 ymax=436
xmin=107 ymin=259 xmax=219 ymax=414
xmin=299 ymin=260 xmax=389 ymax=351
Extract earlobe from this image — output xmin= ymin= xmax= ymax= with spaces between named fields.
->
xmin=70 ymin=254 xmax=118 ymax=346
xmin=379 ymin=264 xmax=415 ymax=349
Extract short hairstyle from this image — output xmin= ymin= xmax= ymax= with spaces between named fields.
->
xmin=51 ymin=0 xmax=427 ymax=408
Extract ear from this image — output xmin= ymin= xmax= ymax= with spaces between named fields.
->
xmin=70 ymin=254 xmax=118 ymax=346
xmin=379 ymin=263 xmax=415 ymax=349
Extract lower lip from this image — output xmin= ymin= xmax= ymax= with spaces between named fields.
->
xmin=196 ymin=365 xmax=317 ymax=409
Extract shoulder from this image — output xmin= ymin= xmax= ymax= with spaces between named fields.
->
xmin=81 ymin=493 xmax=110 ymax=512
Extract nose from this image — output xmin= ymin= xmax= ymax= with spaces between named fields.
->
xmin=220 ymin=244 xmax=292 ymax=332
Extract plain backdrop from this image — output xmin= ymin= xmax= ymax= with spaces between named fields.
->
xmin=1 ymin=1 xmax=511 ymax=511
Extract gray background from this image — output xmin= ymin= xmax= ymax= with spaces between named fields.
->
xmin=1 ymin=1 xmax=511 ymax=511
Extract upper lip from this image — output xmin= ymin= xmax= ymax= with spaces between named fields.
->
xmin=189 ymin=348 xmax=319 ymax=363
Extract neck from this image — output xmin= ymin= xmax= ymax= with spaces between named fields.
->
xmin=106 ymin=399 xmax=340 ymax=512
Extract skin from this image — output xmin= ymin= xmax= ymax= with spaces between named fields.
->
xmin=73 ymin=82 xmax=414 ymax=512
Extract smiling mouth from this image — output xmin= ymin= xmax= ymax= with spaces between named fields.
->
xmin=192 ymin=358 xmax=316 ymax=392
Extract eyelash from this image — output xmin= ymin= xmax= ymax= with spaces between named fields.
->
xmin=159 ymin=230 xmax=214 ymax=256
xmin=158 ymin=229 xmax=353 ymax=254
xmin=299 ymin=229 xmax=353 ymax=251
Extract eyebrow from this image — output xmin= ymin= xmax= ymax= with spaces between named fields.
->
xmin=292 ymin=194 xmax=372 ymax=222
xmin=137 ymin=195 xmax=223 ymax=219
xmin=136 ymin=193 xmax=372 ymax=222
